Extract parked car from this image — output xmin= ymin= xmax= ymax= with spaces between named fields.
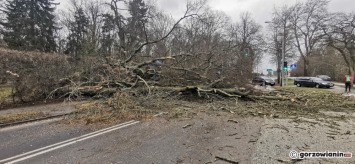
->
xmin=252 ymin=76 xmax=276 ymax=86
xmin=294 ymin=77 xmax=334 ymax=88
xmin=316 ymin=75 xmax=331 ymax=81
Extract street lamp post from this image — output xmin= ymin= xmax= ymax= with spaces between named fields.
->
xmin=266 ymin=21 xmax=286 ymax=87
xmin=282 ymin=31 xmax=286 ymax=87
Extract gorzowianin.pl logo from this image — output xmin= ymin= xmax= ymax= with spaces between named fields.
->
xmin=289 ymin=150 xmax=352 ymax=159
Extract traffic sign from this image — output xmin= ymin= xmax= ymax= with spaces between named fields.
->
xmin=267 ymin=69 xmax=273 ymax=72
xmin=290 ymin=64 xmax=297 ymax=70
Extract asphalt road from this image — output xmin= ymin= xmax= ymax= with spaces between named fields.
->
xmin=0 ymin=115 xmax=264 ymax=164
xmin=1 ymin=85 xmax=353 ymax=164
xmin=286 ymin=81 xmax=354 ymax=96
xmin=328 ymin=84 xmax=355 ymax=96
xmin=0 ymin=119 xmax=93 ymax=163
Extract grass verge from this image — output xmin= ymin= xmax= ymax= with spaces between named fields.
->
xmin=0 ymin=111 xmax=47 ymax=124
xmin=0 ymin=85 xmax=12 ymax=102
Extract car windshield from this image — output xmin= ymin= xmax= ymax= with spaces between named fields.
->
xmin=318 ymin=75 xmax=329 ymax=78
xmin=312 ymin=78 xmax=323 ymax=81
xmin=261 ymin=77 xmax=273 ymax=81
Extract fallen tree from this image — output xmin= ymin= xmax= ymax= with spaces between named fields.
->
xmin=2 ymin=1 xmax=264 ymax=105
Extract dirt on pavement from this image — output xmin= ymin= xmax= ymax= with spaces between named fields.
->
xmin=108 ymin=114 xmax=264 ymax=164
xmin=1 ymin=86 xmax=355 ymax=163
xmin=0 ymin=101 xmax=85 ymax=124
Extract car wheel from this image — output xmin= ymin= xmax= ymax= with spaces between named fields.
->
xmin=315 ymin=84 xmax=320 ymax=88
xmin=296 ymin=83 xmax=301 ymax=87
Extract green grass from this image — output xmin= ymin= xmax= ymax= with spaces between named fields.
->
xmin=273 ymin=79 xmax=295 ymax=89
xmin=280 ymin=86 xmax=332 ymax=94
xmin=0 ymin=111 xmax=47 ymax=123
xmin=274 ymin=80 xmax=333 ymax=94
xmin=287 ymin=79 xmax=294 ymax=86
xmin=0 ymin=86 xmax=12 ymax=101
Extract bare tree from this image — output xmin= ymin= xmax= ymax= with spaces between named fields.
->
xmin=164 ymin=8 xmax=231 ymax=85
xmin=267 ymin=5 xmax=295 ymax=83
xmin=324 ymin=12 xmax=355 ymax=77
xmin=106 ymin=0 xmax=206 ymax=65
xmin=0 ymin=0 xmax=5 ymax=47
xmin=226 ymin=12 xmax=264 ymax=82
xmin=85 ymin=0 xmax=105 ymax=56
xmin=289 ymin=0 xmax=329 ymax=76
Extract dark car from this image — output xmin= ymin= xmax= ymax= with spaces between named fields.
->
xmin=294 ymin=77 xmax=334 ymax=88
xmin=294 ymin=77 xmax=310 ymax=86
xmin=316 ymin=75 xmax=331 ymax=81
xmin=252 ymin=76 xmax=276 ymax=86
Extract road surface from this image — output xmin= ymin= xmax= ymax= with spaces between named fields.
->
xmin=1 ymin=88 xmax=354 ymax=163
xmin=0 ymin=115 xmax=265 ymax=164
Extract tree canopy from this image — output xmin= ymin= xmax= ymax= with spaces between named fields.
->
xmin=1 ymin=0 xmax=58 ymax=52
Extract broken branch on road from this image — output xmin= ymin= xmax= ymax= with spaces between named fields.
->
xmin=215 ymin=156 xmax=239 ymax=164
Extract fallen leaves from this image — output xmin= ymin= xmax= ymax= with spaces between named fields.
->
xmin=241 ymin=87 xmax=355 ymax=119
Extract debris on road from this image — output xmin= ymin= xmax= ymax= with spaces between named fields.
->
xmin=215 ymin=156 xmax=239 ymax=164
xmin=227 ymin=119 xmax=239 ymax=124
xmin=182 ymin=123 xmax=193 ymax=129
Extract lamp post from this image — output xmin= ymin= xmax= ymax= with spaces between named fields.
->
xmin=282 ymin=22 xmax=287 ymax=87
xmin=265 ymin=21 xmax=286 ymax=87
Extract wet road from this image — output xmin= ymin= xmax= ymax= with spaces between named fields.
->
xmin=0 ymin=119 xmax=93 ymax=163
xmin=0 ymin=115 xmax=263 ymax=164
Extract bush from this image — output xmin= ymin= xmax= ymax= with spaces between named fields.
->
xmin=0 ymin=48 xmax=72 ymax=101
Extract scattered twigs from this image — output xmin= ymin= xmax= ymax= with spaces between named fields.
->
xmin=227 ymin=119 xmax=239 ymax=124
xmin=6 ymin=70 xmax=19 ymax=78
xmin=206 ymin=77 xmax=226 ymax=88
xmin=179 ymin=86 xmax=250 ymax=98
xmin=183 ymin=123 xmax=193 ymax=128
xmin=249 ymin=95 xmax=289 ymax=101
xmin=215 ymin=156 xmax=239 ymax=164
xmin=137 ymin=75 xmax=151 ymax=96
xmin=46 ymin=85 xmax=70 ymax=100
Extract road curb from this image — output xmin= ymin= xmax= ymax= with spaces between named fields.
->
xmin=0 ymin=113 xmax=74 ymax=128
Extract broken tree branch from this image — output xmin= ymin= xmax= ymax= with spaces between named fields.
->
xmin=215 ymin=156 xmax=239 ymax=164
xmin=137 ymin=75 xmax=151 ymax=96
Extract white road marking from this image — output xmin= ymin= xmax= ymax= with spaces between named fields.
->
xmin=0 ymin=120 xmax=139 ymax=164
xmin=0 ymin=120 xmax=136 ymax=163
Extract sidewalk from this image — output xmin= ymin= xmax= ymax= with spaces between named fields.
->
xmin=333 ymin=82 xmax=345 ymax=87
xmin=343 ymin=93 xmax=355 ymax=97
xmin=0 ymin=101 xmax=83 ymax=116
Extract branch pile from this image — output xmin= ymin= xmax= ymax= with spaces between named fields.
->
xmin=239 ymin=87 xmax=355 ymax=118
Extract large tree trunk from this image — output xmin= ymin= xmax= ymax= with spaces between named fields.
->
xmin=350 ymin=66 xmax=355 ymax=84
xmin=303 ymin=59 xmax=309 ymax=76
xmin=277 ymin=56 xmax=281 ymax=84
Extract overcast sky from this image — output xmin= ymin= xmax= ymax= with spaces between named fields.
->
xmin=155 ymin=0 xmax=355 ymax=23
xmin=59 ymin=0 xmax=355 ymax=74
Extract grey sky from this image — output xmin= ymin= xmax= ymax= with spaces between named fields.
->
xmin=155 ymin=0 xmax=355 ymax=23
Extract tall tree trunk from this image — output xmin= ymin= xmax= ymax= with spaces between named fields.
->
xmin=304 ymin=59 xmax=309 ymax=76
xmin=277 ymin=56 xmax=281 ymax=84
xmin=350 ymin=65 xmax=355 ymax=83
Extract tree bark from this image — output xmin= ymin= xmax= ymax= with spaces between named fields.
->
xmin=303 ymin=58 xmax=309 ymax=76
